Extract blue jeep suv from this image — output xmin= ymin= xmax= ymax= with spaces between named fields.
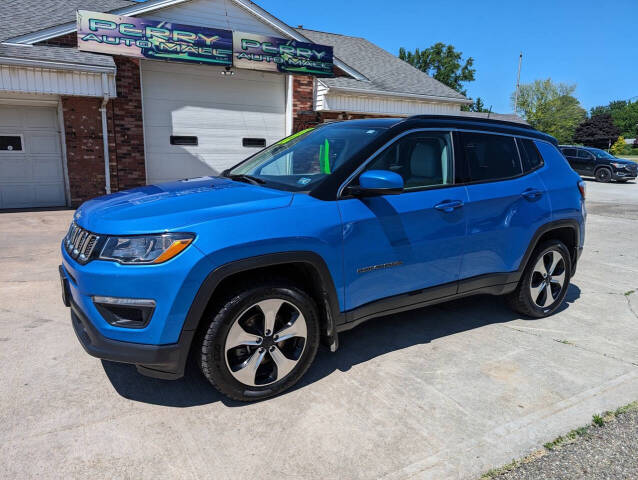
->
xmin=60 ymin=116 xmax=586 ymax=401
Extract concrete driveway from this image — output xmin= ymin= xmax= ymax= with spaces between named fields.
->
xmin=1 ymin=181 xmax=638 ymax=479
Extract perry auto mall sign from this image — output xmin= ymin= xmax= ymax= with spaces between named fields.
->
xmin=76 ymin=10 xmax=334 ymax=77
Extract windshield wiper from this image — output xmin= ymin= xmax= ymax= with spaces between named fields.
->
xmin=225 ymin=173 xmax=265 ymax=185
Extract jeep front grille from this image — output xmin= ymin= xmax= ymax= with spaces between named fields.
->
xmin=64 ymin=222 xmax=100 ymax=264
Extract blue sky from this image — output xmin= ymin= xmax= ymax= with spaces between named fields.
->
xmin=258 ymin=0 xmax=638 ymax=114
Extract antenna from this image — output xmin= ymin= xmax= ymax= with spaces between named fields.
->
xmin=513 ymin=52 xmax=523 ymax=113
xmin=487 ymin=105 xmax=493 ymax=118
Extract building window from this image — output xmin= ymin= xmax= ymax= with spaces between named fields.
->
xmin=0 ymin=135 xmax=23 ymax=152
xmin=170 ymin=136 xmax=198 ymax=146
xmin=243 ymin=138 xmax=267 ymax=148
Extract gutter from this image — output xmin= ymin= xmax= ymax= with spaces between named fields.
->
xmin=324 ymin=84 xmax=474 ymax=104
xmin=0 ymin=55 xmax=115 ymax=74
xmin=100 ymin=73 xmax=111 ymax=195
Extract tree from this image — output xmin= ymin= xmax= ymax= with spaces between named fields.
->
xmin=590 ymin=100 xmax=638 ymax=138
xmin=610 ymin=136 xmax=626 ymax=156
xmin=511 ymin=78 xmax=586 ymax=143
xmin=399 ymin=43 xmax=475 ymax=95
xmin=573 ymin=114 xmax=621 ymax=149
xmin=463 ymin=97 xmax=490 ymax=113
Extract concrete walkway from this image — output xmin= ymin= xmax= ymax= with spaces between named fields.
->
xmin=1 ymin=181 xmax=637 ymax=479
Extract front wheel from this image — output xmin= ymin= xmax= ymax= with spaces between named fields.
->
xmin=595 ymin=167 xmax=612 ymax=183
xmin=199 ymin=281 xmax=320 ymax=401
xmin=507 ymin=240 xmax=572 ymax=318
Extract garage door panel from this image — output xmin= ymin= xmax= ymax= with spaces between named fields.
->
xmin=0 ymin=155 xmax=33 ymax=181
xmin=32 ymin=155 xmax=65 ymax=180
xmin=143 ymin=103 xmax=285 ymax=128
xmin=28 ymin=133 xmax=61 ymax=154
xmin=23 ymin=108 xmax=57 ymax=128
xmin=142 ymin=60 xmax=286 ymax=184
xmin=144 ymin=78 xmax=283 ymax=107
xmin=0 ymin=104 xmax=66 ymax=208
xmin=34 ymin=183 xmax=67 ymax=205
xmin=0 ymin=108 xmax=25 ymax=127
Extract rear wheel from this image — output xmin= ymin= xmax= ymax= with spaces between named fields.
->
xmin=595 ymin=167 xmax=612 ymax=183
xmin=199 ymin=281 xmax=320 ymax=401
xmin=507 ymin=240 xmax=571 ymax=318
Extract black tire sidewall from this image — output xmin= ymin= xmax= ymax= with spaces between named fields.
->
xmin=200 ymin=283 xmax=320 ymax=401
xmin=520 ymin=241 xmax=572 ymax=317
xmin=596 ymin=168 xmax=612 ymax=183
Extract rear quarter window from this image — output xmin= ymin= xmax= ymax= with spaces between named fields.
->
xmin=461 ymin=132 xmax=522 ymax=182
xmin=518 ymin=138 xmax=544 ymax=172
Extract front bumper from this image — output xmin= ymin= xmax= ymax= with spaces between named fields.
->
xmin=612 ymin=168 xmax=637 ymax=180
xmin=69 ymin=294 xmax=194 ymax=379
xmin=60 ymin=263 xmax=197 ymax=379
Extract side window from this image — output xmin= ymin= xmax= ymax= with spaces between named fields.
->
xmin=577 ymin=149 xmax=593 ymax=159
xmin=461 ymin=132 xmax=522 ymax=182
xmin=365 ymin=132 xmax=453 ymax=189
xmin=561 ymin=148 xmax=577 ymax=157
xmin=518 ymin=138 xmax=544 ymax=172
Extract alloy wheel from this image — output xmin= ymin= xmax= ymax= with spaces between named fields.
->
xmin=224 ymin=299 xmax=307 ymax=387
xmin=529 ymin=250 xmax=566 ymax=308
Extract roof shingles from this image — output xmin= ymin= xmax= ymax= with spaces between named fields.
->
xmin=0 ymin=0 xmax=133 ymax=43
xmin=298 ymin=28 xmax=469 ymax=103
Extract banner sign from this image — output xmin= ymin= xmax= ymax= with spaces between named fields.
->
xmin=233 ymin=32 xmax=334 ymax=77
xmin=77 ymin=11 xmax=233 ymax=66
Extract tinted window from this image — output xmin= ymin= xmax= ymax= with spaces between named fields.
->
xmin=461 ymin=133 xmax=522 ymax=182
xmin=0 ymin=135 xmax=22 ymax=151
xmin=365 ymin=132 xmax=453 ymax=189
xmin=577 ymin=149 xmax=594 ymax=159
xmin=561 ymin=148 xmax=577 ymax=157
xmin=518 ymin=138 xmax=543 ymax=172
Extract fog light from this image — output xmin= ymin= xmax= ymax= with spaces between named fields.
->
xmin=93 ymin=296 xmax=155 ymax=329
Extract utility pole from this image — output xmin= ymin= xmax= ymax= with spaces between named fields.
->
xmin=513 ymin=52 xmax=523 ymax=114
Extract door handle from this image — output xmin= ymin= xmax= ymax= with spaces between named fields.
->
xmin=521 ymin=188 xmax=543 ymax=200
xmin=434 ymin=200 xmax=464 ymax=213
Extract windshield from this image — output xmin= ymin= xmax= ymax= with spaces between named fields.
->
xmin=589 ymin=148 xmax=616 ymax=159
xmin=228 ymin=124 xmax=387 ymax=191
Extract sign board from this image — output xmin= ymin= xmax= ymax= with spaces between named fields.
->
xmin=77 ymin=11 xmax=233 ymax=66
xmin=232 ymin=32 xmax=334 ymax=77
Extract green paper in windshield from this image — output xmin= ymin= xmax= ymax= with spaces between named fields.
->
xmin=276 ymin=128 xmax=314 ymax=145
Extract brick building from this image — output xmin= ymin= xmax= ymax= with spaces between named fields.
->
xmin=0 ymin=0 xmax=472 ymax=209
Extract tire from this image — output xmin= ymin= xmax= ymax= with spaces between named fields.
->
xmin=595 ymin=167 xmax=612 ymax=183
xmin=506 ymin=240 xmax=572 ymax=318
xmin=199 ymin=280 xmax=320 ymax=401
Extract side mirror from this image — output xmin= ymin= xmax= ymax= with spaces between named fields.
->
xmin=347 ymin=170 xmax=404 ymax=196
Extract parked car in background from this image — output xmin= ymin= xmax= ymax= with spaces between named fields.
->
xmin=60 ymin=116 xmax=586 ymax=401
xmin=559 ymin=145 xmax=638 ymax=183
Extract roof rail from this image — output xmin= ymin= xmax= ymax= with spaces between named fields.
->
xmin=406 ymin=114 xmax=535 ymax=130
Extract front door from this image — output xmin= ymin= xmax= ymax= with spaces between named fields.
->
xmin=338 ymin=131 xmax=468 ymax=311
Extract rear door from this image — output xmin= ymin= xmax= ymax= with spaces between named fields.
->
xmin=577 ymin=148 xmax=596 ymax=175
xmin=458 ymin=132 xmax=552 ymax=282
xmin=561 ymin=147 xmax=580 ymax=173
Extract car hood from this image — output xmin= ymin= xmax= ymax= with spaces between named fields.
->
xmin=75 ymin=176 xmax=294 ymax=234
xmin=615 ymin=158 xmax=637 ymax=165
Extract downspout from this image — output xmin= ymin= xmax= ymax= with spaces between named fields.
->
xmin=100 ymin=73 xmax=111 ymax=195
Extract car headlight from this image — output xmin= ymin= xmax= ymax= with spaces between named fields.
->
xmin=611 ymin=162 xmax=626 ymax=169
xmin=99 ymin=233 xmax=194 ymax=264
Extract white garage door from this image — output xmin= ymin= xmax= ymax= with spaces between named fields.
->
xmin=141 ymin=60 xmax=287 ymax=185
xmin=0 ymin=104 xmax=66 ymax=208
